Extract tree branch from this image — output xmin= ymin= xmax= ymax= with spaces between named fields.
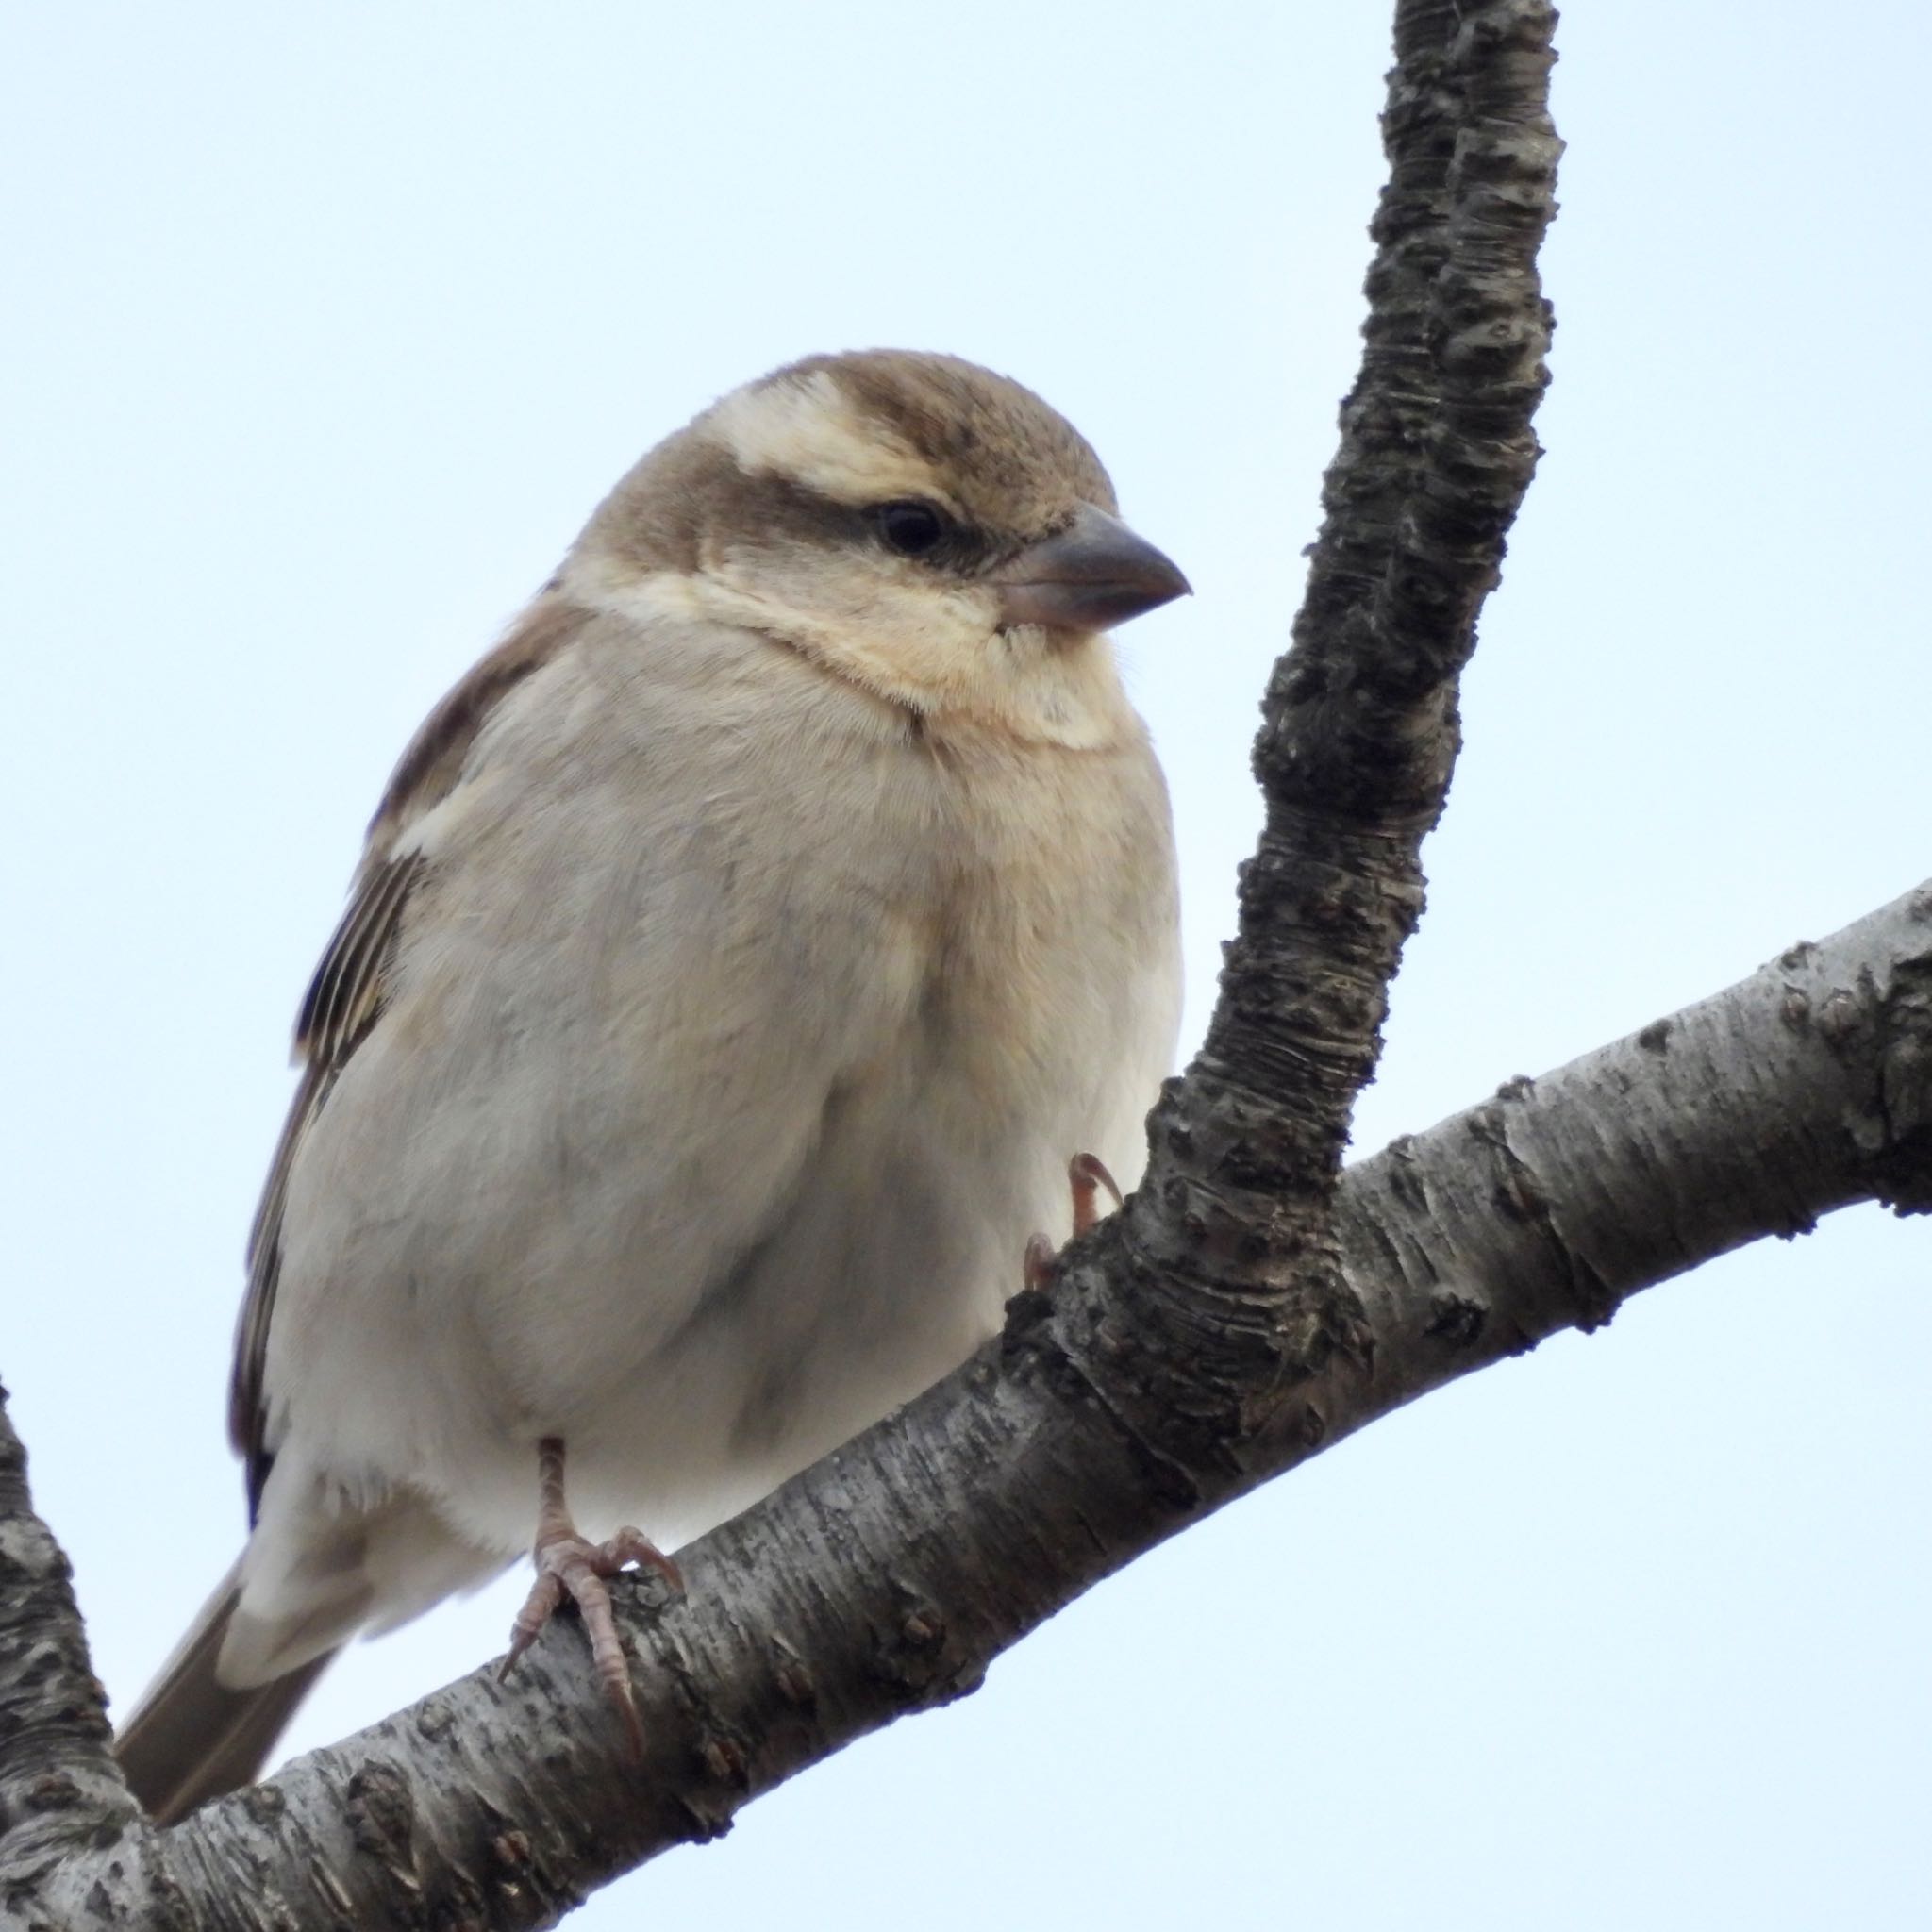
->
xmin=1129 ymin=0 xmax=1561 ymax=1461
xmin=1335 ymin=881 xmax=1932 ymax=1420
xmin=10 ymin=880 xmax=1926 ymax=1929
xmin=0 ymin=1391 xmax=138 ymax=1881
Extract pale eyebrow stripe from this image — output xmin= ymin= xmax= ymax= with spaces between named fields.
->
xmin=708 ymin=370 xmax=954 ymax=508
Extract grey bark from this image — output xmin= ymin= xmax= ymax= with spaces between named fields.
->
xmin=9 ymin=2 xmax=1916 ymax=1927
xmin=6 ymin=884 xmax=1929 ymax=1928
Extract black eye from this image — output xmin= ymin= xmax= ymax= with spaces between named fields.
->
xmin=872 ymin=499 xmax=948 ymax=558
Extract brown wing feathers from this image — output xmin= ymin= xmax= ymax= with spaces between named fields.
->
xmin=232 ymin=856 xmax=422 ymax=1509
xmin=294 ymin=850 xmax=425 ymax=1066
xmin=226 ymin=598 xmax=589 ymax=1513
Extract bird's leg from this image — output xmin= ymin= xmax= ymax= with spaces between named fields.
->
xmin=499 ymin=1435 xmax=683 ymax=1755
xmin=1023 ymin=1152 xmax=1125 ymax=1291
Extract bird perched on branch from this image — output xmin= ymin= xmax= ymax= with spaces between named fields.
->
xmin=116 ymin=350 xmax=1187 ymax=1821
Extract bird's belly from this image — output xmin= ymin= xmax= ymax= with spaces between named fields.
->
xmin=558 ymin=1061 xmax=1030 ymax=1549
xmin=275 ymin=1001 xmax=1074 ymax=1562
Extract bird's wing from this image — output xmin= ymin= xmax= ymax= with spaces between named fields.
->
xmin=229 ymin=595 xmax=591 ymax=1515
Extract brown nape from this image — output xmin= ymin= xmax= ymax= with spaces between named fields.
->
xmin=577 ymin=425 xmax=716 ymax=579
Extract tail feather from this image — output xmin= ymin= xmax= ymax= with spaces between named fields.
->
xmin=115 ymin=1560 xmax=336 ymax=1824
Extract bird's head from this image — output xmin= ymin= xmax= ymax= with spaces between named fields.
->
xmin=568 ymin=350 xmax=1189 ymax=746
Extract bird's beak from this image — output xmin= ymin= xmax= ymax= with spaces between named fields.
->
xmin=992 ymin=504 xmax=1191 ymax=633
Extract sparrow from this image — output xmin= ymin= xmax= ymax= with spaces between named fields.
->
xmin=115 ymin=350 xmax=1187 ymax=1822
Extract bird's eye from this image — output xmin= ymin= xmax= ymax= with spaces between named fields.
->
xmin=872 ymin=499 xmax=948 ymax=558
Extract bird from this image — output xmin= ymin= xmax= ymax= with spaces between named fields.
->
xmin=114 ymin=349 xmax=1188 ymax=1822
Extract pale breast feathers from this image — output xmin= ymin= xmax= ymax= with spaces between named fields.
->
xmin=228 ymin=597 xmax=591 ymax=1511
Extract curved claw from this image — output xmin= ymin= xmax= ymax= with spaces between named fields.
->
xmin=1022 ymin=1151 xmax=1127 ymax=1292
xmin=1068 ymin=1152 xmax=1124 ymax=1233
xmin=500 ymin=1528 xmax=666 ymax=1757
xmin=1023 ymin=1231 xmax=1058 ymax=1291
xmin=500 ymin=1437 xmax=685 ymax=1761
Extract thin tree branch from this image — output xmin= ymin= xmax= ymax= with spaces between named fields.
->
xmin=1336 ymin=881 xmax=1932 ymax=1417
xmin=1125 ymin=0 xmax=1562 ymax=1458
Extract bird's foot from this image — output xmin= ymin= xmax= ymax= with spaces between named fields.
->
xmin=499 ymin=1438 xmax=682 ymax=1757
xmin=1022 ymin=1152 xmax=1124 ymax=1291
xmin=501 ymin=1524 xmax=682 ymax=1754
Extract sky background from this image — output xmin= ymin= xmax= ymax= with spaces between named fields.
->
xmin=6 ymin=4 xmax=1931 ymax=1926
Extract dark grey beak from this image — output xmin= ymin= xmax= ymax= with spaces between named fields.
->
xmin=992 ymin=504 xmax=1191 ymax=633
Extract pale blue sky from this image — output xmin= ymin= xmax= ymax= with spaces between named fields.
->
xmin=6 ymin=5 xmax=1930 ymax=1926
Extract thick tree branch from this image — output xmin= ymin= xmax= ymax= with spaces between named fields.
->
xmin=9 ymin=882 xmax=1927 ymax=1929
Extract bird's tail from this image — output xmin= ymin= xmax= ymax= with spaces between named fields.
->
xmin=114 ymin=1558 xmax=336 ymax=1824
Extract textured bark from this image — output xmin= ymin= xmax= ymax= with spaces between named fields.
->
xmin=1119 ymin=0 xmax=1563 ymax=1472
xmin=1335 ymin=884 xmax=1932 ymax=1415
xmin=0 ymin=1391 xmax=142 ymax=1895
xmin=5 ymin=884 xmax=1929 ymax=1930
